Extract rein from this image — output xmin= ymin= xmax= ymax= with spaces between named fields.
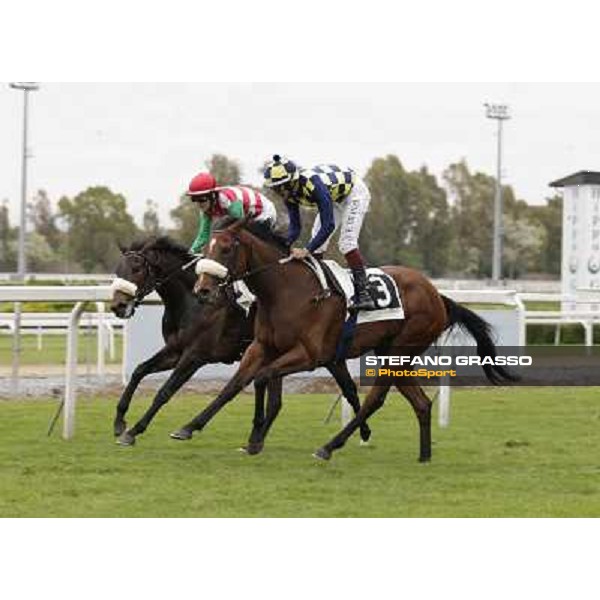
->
xmin=212 ymin=228 xmax=293 ymax=289
xmin=220 ymin=255 xmax=293 ymax=287
xmin=128 ymin=251 xmax=201 ymax=306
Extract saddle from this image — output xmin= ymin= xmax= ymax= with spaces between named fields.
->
xmin=303 ymin=257 xmax=405 ymax=324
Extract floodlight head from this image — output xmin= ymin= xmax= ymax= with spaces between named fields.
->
xmin=484 ymin=102 xmax=510 ymax=120
xmin=9 ymin=82 xmax=40 ymax=92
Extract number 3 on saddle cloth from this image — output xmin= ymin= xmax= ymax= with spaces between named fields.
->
xmin=303 ymin=258 xmax=405 ymax=361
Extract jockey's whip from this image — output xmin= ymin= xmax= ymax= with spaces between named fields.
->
xmin=323 ymin=393 xmax=343 ymax=424
xmin=47 ymin=399 xmax=64 ymax=437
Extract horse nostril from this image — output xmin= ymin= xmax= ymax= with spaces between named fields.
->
xmin=111 ymin=302 xmax=126 ymax=316
xmin=196 ymin=288 xmax=211 ymax=302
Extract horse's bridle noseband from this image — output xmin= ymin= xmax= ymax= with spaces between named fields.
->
xmin=124 ymin=250 xmax=200 ymax=307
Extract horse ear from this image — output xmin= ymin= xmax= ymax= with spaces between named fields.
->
xmin=229 ymin=215 xmax=251 ymax=232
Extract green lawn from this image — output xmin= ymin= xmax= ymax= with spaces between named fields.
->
xmin=0 ymin=333 xmax=122 ymax=365
xmin=0 ymin=388 xmax=598 ymax=517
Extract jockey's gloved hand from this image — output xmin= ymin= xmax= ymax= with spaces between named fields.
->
xmin=290 ymin=247 xmax=310 ymax=260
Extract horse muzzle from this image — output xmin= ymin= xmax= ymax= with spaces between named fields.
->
xmin=194 ymin=258 xmax=230 ymax=303
xmin=110 ymin=295 xmax=136 ymax=319
xmin=110 ymin=278 xmax=139 ymax=319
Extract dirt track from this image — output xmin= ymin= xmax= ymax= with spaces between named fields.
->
xmin=0 ymin=364 xmax=341 ymax=399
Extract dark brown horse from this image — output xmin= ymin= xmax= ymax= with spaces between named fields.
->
xmin=171 ymin=218 xmax=515 ymax=461
xmin=110 ymin=236 xmax=371 ymax=451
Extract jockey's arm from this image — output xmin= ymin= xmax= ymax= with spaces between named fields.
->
xmin=305 ymin=178 xmax=335 ymax=253
xmin=285 ymin=201 xmax=301 ymax=246
xmin=227 ymin=200 xmax=244 ymax=219
xmin=190 ymin=212 xmax=212 ymax=254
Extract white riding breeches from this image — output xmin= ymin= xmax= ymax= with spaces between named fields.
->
xmin=310 ymin=176 xmax=371 ymax=255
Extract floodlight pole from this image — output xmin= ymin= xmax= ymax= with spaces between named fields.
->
xmin=9 ymin=82 xmax=39 ymax=392
xmin=485 ymin=103 xmax=510 ymax=283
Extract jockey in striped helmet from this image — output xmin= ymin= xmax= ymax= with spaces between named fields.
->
xmin=187 ymin=171 xmax=277 ymax=254
xmin=264 ymin=155 xmax=375 ymax=311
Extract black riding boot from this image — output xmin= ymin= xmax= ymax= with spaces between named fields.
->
xmin=351 ymin=267 xmax=376 ymax=311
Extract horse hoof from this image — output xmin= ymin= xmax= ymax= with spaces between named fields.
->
xmin=359 ymin=439 xmax=370 ymax=447
xmin=114 ymin=421 xmax=127 ymax=437
xmin=243 ymin=443 xmax=263 ymax=456
xmin=116 ymin=432 xmax=136 ymax=446
xmin=312 ymin=448 xmax=332 ymax=461
xmin=419 ymin=455 xmax=431 ymax=463
xmin=170 ymin=429 xmax=193 ymax=441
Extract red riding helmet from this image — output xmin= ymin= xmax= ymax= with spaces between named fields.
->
xmin=187 ymin=172 xmax=217 ymax=196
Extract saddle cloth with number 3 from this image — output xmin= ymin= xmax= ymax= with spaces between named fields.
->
xmin=322 ymin=260 xmax=404 ymax=324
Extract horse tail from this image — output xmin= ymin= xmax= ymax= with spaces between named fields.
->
xmin=440 ymin=294 xmax=519 ymax=385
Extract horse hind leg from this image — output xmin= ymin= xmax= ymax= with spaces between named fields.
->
xmin=326 ymin=362 xmax=372 ymax=443
xmin=314 ymin=383 xmax=391 ymax=460
xmin=396 ymin=383 xmax=432 ymax=462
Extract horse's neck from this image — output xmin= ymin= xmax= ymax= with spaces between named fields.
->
xmin=243 ymin=234 xmax=315 ymax=306
xmin=156 ymin=263 xmax=196 ymax=315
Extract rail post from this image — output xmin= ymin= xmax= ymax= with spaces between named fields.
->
xmin=63 ymin=301 xmax=85 ymax=440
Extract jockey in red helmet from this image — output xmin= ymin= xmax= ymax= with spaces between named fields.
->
xmin=187 ymin=172 xmax=277 ymax=254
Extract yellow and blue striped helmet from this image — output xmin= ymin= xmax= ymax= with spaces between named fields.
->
xmin=263 ymin=155 xmax=299 ymax=188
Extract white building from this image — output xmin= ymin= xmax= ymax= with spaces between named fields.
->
xmin=550 ymin=171 xmax=600 ymax=306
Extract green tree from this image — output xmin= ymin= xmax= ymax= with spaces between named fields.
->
xmin=502 ymin=215 xmax=547 ymax=278
xmin=363 ymin=155 xmax=413 ymax=266
xmin=24 ymin=231 xmax=57 ymax=272
xmin=526 ymin=195 xmax=562 ymax=275
xmin=206 ymin=153 xmax=242 ymax=185
xmin=0 ymin=200 xmax=16 ymax=270
xmin=407 ymin=166 xmax=452 ymax=276
xmin=58 ymin=186 xmax=138 ymax=273
xmin=444 ymin=160 xmax=523 ymax=278
xmin=170 ymin=154 xmax=242 ymax=246
xmin=362 ymin=155 xmax=452 ymax=275
xmin=142 ymin=199 xmax=162 ymax=236
xmin=29 ymin=189 xmax=61 ymax=250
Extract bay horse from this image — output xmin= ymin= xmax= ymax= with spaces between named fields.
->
xmin=171 ymin=218 xmax=515 ymax=461
xmin=110 ymin=236 xmax=371 ymax=451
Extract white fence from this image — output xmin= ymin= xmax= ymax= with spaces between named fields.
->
xmin=1 ymin=284 xmax=599 ymax=440
xmin=0 ymin=310 xmax=121 ymax=358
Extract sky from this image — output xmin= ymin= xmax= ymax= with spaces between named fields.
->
xmin=1 ymin=82 xmax=599 ymax=228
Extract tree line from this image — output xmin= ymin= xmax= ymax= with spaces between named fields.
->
xmin=0 ymin=153 xmax=562 ymax=278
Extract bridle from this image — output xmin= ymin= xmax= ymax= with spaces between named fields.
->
xmin=124 ymin=250 xmax=200 ymax=307
xmin=200 ymin=230 xmax=292 ymax=302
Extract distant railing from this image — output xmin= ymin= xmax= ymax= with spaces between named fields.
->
xmin=0 ymin=273 xmax=113 ymax=283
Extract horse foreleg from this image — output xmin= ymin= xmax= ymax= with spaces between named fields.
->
xmin=242 ymin=379 xmax=268 ymax=454
xmin=170 ymin=342 xmax=266 ymax=441
xmin=116 ymin=357 xmax=205 ymax=446
xmin=114 ymin=345 xmax=179 ymax=437
xmin=315 ymin=383 xmax=392 ymax=460
xmin=396 ymin=383 xmax=432 ymax=462
xmin=326 ymin=362 xmax=371 ymax=444
xmin=244 ymin=376 xmax=283 ymax=455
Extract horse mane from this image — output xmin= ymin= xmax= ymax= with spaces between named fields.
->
xmin=127 ymin=236 xmax=194 ymax=262
xmin=213 ymin=217 xmax=290 ymax=252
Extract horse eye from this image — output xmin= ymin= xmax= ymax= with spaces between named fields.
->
xmin=221 ymin=246 xmax=232 ymax=255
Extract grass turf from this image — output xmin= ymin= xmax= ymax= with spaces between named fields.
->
xmin=0 ymin=333 xmax=122 ymax=365
xmin=0 ymin=388 xmax=598 ymax=517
